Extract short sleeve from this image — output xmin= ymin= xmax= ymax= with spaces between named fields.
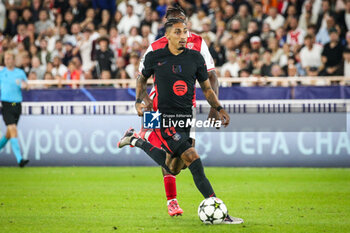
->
xmin=195 ymin=52 xmax=208 ymax=83
xmin=20 ymin=69 xmax=27 ymax=82
xmin=141 ymin=52 xmax=154 ymax=78
xmin=138 ymin=45 xmax=153 ymax=73
xmin=200 ymin=39 xmax=215 ymax=71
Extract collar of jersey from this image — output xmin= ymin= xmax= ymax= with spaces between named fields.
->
xmin=165 ymin=44 xmax=187 ymax=56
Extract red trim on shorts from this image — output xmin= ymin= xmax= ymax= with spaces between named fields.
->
xmin=155 ymin=129 xmax=173 ymax=154
xmin=207 ymin=68 xmax=216 ymax=72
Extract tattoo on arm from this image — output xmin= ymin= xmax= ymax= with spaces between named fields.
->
xmin=208 ymin=70 xmax=219 ymax=96
xmin=136 ymin=74 xmax=149 ymax=101
xmin=200 ymin=80 xmax=221 ymax=109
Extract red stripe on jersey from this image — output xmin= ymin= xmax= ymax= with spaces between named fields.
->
xmin=192 ymin=87 xmax=196 ymax=108
xmin=153 ymin=82 xmax=159 ymax=111
xmin=154 ymin=129 xmax=174 ymax=154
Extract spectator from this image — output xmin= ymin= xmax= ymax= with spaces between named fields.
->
xmin=29 ymin=44 xmax=39 ymax=59
xmin=337 ymin=0 xmax=350 ymax=33
xmin=201 ymin=19 xmax=216 ymax=43
xmin=299 ymin=34 xmax=323 ymax=75
xmin=68 ymin=0 xmax=85 ymax=23
xmin=209 ymin=41 xmax=226 ymax=67
xmin=260 ymin=22 xmax=275 ymax=46
xmin=118 ymin=4 xmax=140 ymax=35
xmin=127 ymin=26 xmax=142 ymax=47
xmin=264 ymin=7 xmax=285 ymax=31
xmin=30 ymin=56 xmax=46 ymax=80
xmin=93 ymin=37 xmax=114 ymax=77
xmin=234 ymin=4 xmax=253 ymax=31
xmin=63 ymin=10 xmax=75 ymax=35
xmin=271 ymin=64 xmax=284 ymax=77
xmin=345 ymin=31 xmax=350 ymax=48
xmin=98 ymin=9 xmax=111 ymax=30
xmin=320 ymin=28 xmax=344 ymax=76
xmin=247 ymin=20 xmax=260 ymax=41
xmin=20 ymin=52 xmax=31 ymax=76
xmin=286 ymin=16 xmax=306 ymax=51
xmin=221 ymin=51 xmax=240 ymax=77
xmin=223 ymin=5 xmax=235 ymax=25
xmin=4 ymin=10 xmax=19 ymax=37
xmin=250 ymin=36 xmax=265 ymax=55
xmin=247 ymin=50 xmax=262 ymax=75
xmin=317 ymin=0 xmax=334 ymax=31
xmin=125 ymin=52 xmax=139 ymax=79
xmin=51 ymin=56 xmax=68 ymax=78
xmin=316 ymin=14 xmax=338 ymax=45
xmin=30 ymin=0 xmax=42 ymax=22
xmin=142 ymin=23 xmax=155 ymax=43
xmin=0 ymin=0 xmax=5 ymax=31
xmin=38 ymin=38 xmax=51 ymax=66
xmin=11 ymin=23 xmax=26 ymax=44
xmin=253 ymin=1 xmax=267 ymax=28
xmin=20 ymin=8 xmax=34 ymax=25
xmin=80 ymin=8 xmax=97 ymax=29
xmin=341 ymin=48 xmax=350 ymax=76
xmin=35 ymin=10 xmax=55 ymax=35
xmin=4 ymin=0 xmax=28 ymax=12
xmin=76 ymin=28 xmax=94 ymax=74
xmin=298 ymin=1 xmax=318 ymax=31
xmin=261 ymin=49 xmax=274 ymax=76
xmin=63 ymin=60 xmax=81 ymax=81
xmin=62 ymin=42 xmax=75 ymax=66
xmin=190 ymin=9 xmax=209 ymax=33
xmin=268 ymin=37 xmax=284 ymax=64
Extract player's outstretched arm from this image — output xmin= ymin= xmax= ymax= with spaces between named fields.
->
xmin=135 ymin=73 xmax=149 ymax=116
xmin=199 ymin=79 xmax=230 ymax=127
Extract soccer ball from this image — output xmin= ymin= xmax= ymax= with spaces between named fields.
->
xmin=198 ymin=197 xmax=228 ymax=224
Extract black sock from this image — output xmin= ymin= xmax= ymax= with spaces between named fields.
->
xmin=134 ymin=138 xmax=173 ymax=174
xmin=188 ymin=158 xmax=216 ymax=198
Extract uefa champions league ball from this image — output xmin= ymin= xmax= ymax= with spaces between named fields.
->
xmin=198 ymin=197 xmax=228 ymax=224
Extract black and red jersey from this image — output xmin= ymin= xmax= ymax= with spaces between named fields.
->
xmin=142 ymin=45 xmax=208 ymax=115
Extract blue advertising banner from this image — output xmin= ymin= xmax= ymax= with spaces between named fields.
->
xmin=0 ymin=114 xmax=349 ymax=167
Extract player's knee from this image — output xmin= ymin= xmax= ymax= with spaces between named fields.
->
xmin=182 ymin=147 xmax=200 ymax=164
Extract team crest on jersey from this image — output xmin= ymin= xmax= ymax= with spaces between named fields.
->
xmin=187 ymin=42 xmax=194 ymax=49
xmin=172 ymin=65 xmax=182 ymax=73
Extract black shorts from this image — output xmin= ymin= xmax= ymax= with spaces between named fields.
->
xmin=1 ymin=101 xmax=22 ymax=125
xmin=154 ymin=127 xmax=193 ymax=157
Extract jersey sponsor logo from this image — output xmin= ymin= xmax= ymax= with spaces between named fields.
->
xmin=173 ymin=80 xmax=188 ymax=96
xmin=158 ymin=61 xmax=167 ymax=66
xmin=172 ymin=65 xmax=182 ymax=73
xmin=187 ymin=42 xmax=194 ymax=49
xmin=143 ymin=110 xmax=161 ymax=129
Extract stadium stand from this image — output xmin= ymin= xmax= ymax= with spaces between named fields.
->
xmin=0 ymin=0 xmax=349 ymax=89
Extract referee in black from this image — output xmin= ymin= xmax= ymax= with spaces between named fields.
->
xmin=119 ymin=18 xmax=243 ymax=224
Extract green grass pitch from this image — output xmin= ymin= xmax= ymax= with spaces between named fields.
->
xmin=0 ymin=167 xmax=349 ymax=233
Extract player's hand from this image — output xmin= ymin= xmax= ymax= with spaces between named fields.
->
xmin=207 ymin=107 xmax=220 ymax=129
xmin=135 ymin=102 xmax=146 ymax=116
xmin=218 ymin=109 xmax=230 ymax=127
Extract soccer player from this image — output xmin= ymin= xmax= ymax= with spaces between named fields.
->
xmin=119 ymin=18 xmax=243 ymax=224
xmin=137 ymin=6 xmax=220 ymax=217
xmin=0 ymin=51 xmax=29 ymax=167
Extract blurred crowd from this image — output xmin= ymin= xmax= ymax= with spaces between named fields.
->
xmin=0 ymin=0 xmax=350 ymax=88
